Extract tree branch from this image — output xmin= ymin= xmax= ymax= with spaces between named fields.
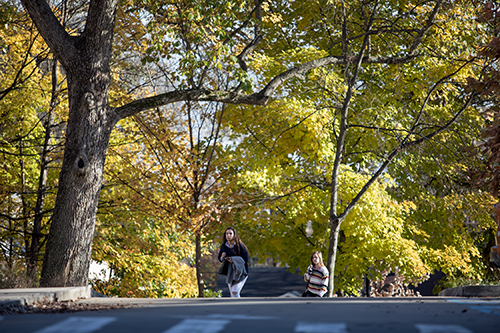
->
xmin=20 ymin=0 xmax=78 ymax=68
xmin=113 ymin=0 xmax=444 ymax=122
xmin=408 ymin=0 xmax=443 ymax=54
xmin=115 ymin=52 xmax=424 ymax=122
xmin=83 ymin=0 xmax=119 ymax=54
xmin=339 ymin=91 xmax=476 ymax=221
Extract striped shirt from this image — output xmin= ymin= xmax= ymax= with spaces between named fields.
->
xmin=304 ymin=266 xmax=329 ymax=297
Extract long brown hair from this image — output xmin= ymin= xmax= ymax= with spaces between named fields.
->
xmin=222 ymin=227 xmax=247 ymax=255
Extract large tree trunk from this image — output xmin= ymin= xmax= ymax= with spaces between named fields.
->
xmin=40 ymin=76 xmax=115 ymax=285
xmin=40 ymin=66 xmax=116 ymax=286
xmin=28 ymin=0 xmax=121 ymax=287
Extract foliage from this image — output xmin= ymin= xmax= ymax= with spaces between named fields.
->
xmin=10 ymin=0 xmax=498 ymax=294
xmin=91 ymin=217 xmax=198 ymax=298
xmin=405 ymin=192 xmax=496 ymax=282
xmin=91 ymin=106 xmax=202 ymax=297
xmin=92 ymin=99 xmax=241 ymax=297
xmin=232 ymin=160 xmax=430 ymax=295
xmin=0 ymin=1 xmax=63 ymax=285
xmin=135 ymin=0 xmax=253 ymax=90
xmin=221 ymin=51 xmax=432 ymax=292
xmin=220 ymin=0 xmax=498 ymax=293
xmin=436 ymin=269 xmax=500 ymax=291
xmin=203 ymin=288 xmax=223 ymax=298
xmin=466 ymin=2 xmax=500 ymax=196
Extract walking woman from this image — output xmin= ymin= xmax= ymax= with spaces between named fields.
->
xmin=218 ymin=227 xmax=249 ymax=297
xmin=303 ymin=251 xmax=329 ymax=297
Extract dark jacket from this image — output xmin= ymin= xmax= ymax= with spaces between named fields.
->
xmin=218 ymin=242 xmax=249 ymax=275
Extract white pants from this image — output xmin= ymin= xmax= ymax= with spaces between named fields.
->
xmin=228 ymin=276 xmax=248 ymax=297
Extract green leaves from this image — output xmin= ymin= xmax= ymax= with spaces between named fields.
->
xmin=217 ymin=0 xmax=496 ymax=295
xmin=6 ymin=0 xmax=495 ymax=294
xmin=132 ymin=0 xmax=253 ymax=90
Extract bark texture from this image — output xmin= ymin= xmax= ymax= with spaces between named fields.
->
xmin=22 ymin=0 xmax=120 ymax=286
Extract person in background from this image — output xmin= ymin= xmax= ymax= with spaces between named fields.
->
xmin=218 ymin=227 xmax=249 ymax=297
xmin=303 ymin=251 xmax=329 ymax=297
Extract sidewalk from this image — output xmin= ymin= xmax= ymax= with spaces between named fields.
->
xmin=438 ymin=285 xmax=500 ymax=297
xmin=0 ymin=286 xmax=91 ymax=308
xmin=1 ymin=284 xmax=499 ymax=309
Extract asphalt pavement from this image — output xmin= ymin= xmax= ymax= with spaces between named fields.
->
xmin=216 ymin=267 xmax=306 ymax=297
xmin=2 ymin=295 xmax=500 ymax=333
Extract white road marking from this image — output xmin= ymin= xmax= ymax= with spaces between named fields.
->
xmin=415 ymin=324 xmax=473 ymax=333
xmin=205 ymin=314 xmax=274 ymax=320
xmin=446 ymin=298 xmax=498 ymax=304
xmin=33 ymin=316 xmax=116 ymax=333
xmin=294 ymin=322 xmax=348 ymax=333
xmin=162 ymin=319 xmax=230 ymax=333
xmin=470 ymin=305 xmax=500 ymax=316
xmin=446 ymin=298 xmax=500 ymax=316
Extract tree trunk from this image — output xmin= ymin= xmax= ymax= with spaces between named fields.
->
xmin=21 ymin=0 xmax=120 ymax=287
xmin=19 ymin=140 xmax=29 ymax=267
xmin=195 ymin=233 xmax=204 ymax=297
xmin=39 ymin=69 xmax=116 ymax=286
xmin=327 ymin=216 xmax=342 ymax=297
xmin=27 ymin=59 xmax=58 ymax=284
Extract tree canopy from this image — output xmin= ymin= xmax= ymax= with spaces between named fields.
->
xmin=1 ymin=0 xmax=497 ymax=295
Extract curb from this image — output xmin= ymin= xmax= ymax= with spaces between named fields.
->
xmin=438 ymin=285 xmax=500 ymax=297
xmin=0 ymin=286 xmax=91 ymax=308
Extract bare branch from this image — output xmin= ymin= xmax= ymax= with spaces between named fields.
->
xmin=409 ymin=0 xmax=443 ymax=54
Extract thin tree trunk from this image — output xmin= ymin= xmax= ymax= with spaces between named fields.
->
xmin=27 ymin=58 xmax=58 ymax=284
xmin=195 ymin=232 xmax=204 ymax=297
xmin=326 ymin=0 xmax=378 ymax=297
xmin=326 ymin=217 xmax=342 ymax=296
xmin=19 ymin=140 xmax=29 ymax=266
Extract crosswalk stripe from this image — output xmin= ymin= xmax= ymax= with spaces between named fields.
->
xmin=33 ymin=316 xmax=116 ymax=333
xmin=294 ymin=322 xmax=347 ymax=333
xmin=206 ymin=314 xmax=274 ymax=320
xmin=415 ymin=324 xmax=473 ymax=333
xmin=162 ymin=319 xmax=230 ymax=333
xmin=470 ymin=305 xmax=500 ymax=315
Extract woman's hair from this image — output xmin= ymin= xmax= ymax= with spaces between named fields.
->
xmin=222 ymin=227 xmax=247 ymax=255
xmin=310 ymin=251 xmax=325 ymax=267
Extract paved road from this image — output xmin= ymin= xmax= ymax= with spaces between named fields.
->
xmin=214 ymin=267 xmax=444 ymax=297
xmin=1 ymin=297 xmax=499 ymax=333
xmin=215 ymin=267 xmax=306 ymax=297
